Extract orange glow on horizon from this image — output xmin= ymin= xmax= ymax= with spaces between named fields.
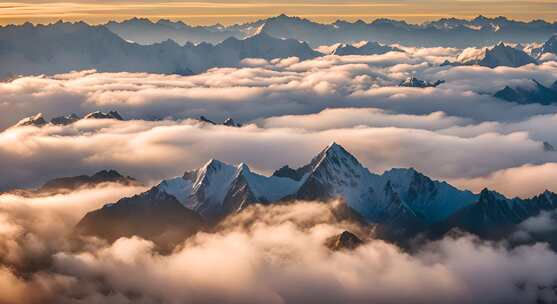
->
xmin=0 ymin=1 xmax=555 ymax=26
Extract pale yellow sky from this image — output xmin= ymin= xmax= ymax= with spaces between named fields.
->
xmin=0 ymin=0 xmax=556 ymax=25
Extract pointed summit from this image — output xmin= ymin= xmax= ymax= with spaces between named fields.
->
xmin=476 ymin=188 xmax=507 ymax=207
xmin=476 ymin=43 xmax=537 ymax=68
xmin=310 ymin=142 xmax=364 ymax=171
xmin=236 ymin=162 xmax=251 ymax=174
xmin=202 ymin=158 xmax=226 ymax=170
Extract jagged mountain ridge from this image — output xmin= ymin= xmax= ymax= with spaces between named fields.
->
xmin=0 ymin=22 xmax=319 ymax=78
xmin=103 ymin=15 xmax=557 ymax=48
xmin=10 ymin=111 xmax=125 ymax=128
xmin=532 ymin=34 xmax=557 ymax=57
xmin=445 ymin=43 xmax=538 ymax=68
xmin=82 ymin=143 xmax=476 ymax=225
xmin=3 ymin=170 xmax=139 ymax=196
xmin=76 ymin=187 xmax=205 ymax=248
xmin=494 ymin=79 xmax=557 ymax=105
xmin=9 ymin=111 xmax=248 ymax=131
xmin=105 ymin=17 xmax=248 ymax=45
xmin=328 ymin=41 xmax=401 ymax=56
xmin=76 ymin=143 xmax=557 ymax=243
xmin=433 ymin=189 xmax=557 ymax=239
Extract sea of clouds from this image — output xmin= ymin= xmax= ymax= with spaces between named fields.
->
xmin=0 ymin=185 xmax=556 ymax=303
xmin=2 ymin=49 xmax=557 ymax=196
xmin=2 ymin=48 xmax=557 ymax=303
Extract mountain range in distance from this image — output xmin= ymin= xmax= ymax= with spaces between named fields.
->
xmin=11 ymin=111 xmax=125 ymax=128
xmin=8 ymin=111 xmax=246 ymax=131
xmin=104 ymin=14 xmax=557 ymax=48
xmin=1 ymin=16 xmax=557 ymax=78
xmin=4 ymin=170 xmax=139 ymax=197
xmin=73 ymin=143 xmax=557 ymax=247
xmin=9 ymin=73 xmax=557 ymax=132
xmin=443 ymin=42 xmax=539 ymax=68
xmin=0 ymin=22 xmax=319 ymax=78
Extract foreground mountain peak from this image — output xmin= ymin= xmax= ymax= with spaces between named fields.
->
xmin=76 ymin=143 xmax=557 ymax=245
xmin=201 ymin=158 xmax=227 ymax=170
xmin=318 ymin=142 xmax=355 ymax=161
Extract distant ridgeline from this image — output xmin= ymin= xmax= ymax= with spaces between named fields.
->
xmin=1 ymin=16 xmax=556 ymax=78
xmin=105 ymin=15 xmax=557 ymax=47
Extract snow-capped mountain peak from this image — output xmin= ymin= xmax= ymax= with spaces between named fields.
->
xmin=328 ymin=41 xmax=401 ymax=56
xmin=119 ymin=144 xmax=479 ymax=225
xmin=157 ymin=158 xmax=302 ymax=220
xmin=13 ymin=113 xmax=47 ymax=128
xmin=399 ymin=76 xmax=444 ymax=88
xmin=310 ymin=142 xmax=364 ymax=171
xmin=84 ymin=110 xmax=124 ymax=120
xmin=461 ymin=43 xmax=538 ymax=67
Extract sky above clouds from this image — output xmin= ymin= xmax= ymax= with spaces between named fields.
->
xmin=0 ymin=0 xmax=556 ymax=25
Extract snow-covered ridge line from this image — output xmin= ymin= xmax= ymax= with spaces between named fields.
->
xmin=138 ymin=142 xmax=479 ymax=224
xmin=78 ymin=143 xmax=557 ymax=242
xmin=100 ymin=14 xmax=557 ymax=48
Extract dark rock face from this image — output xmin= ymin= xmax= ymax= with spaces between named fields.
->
xmin=432 ymin=189 xmax=557 ymax=239
xmin=325 ymin=231 xmax=363 ymax=250
xmin=51 ymin=113 xmax=80 ymax=125
xmin=220 ymin=172 xmax=259 ymax=218
xmin=272 ymin=165 xmax=305 ymax=181
xmin=493 ymin=79 xmax=557 ymax=105
xmin=223 ymin=118 xmax=241 ymax=127
xmin=38 ymin=170 xmax=138 ymax=193
xmin=76 ymin=187 xmax=205 ymax=248
xmin=198 ymin=116 xmax=242 ymax=127
xmin=537 ymin=34 xmax=557 ymax=56
xmin=199 ymin=116 xmax=216 ymax=124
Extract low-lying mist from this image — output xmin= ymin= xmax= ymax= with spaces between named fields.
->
xmin=0 ymin=185 xmax=556 ymax=304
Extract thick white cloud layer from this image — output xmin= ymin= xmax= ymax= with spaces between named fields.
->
xmin=1 ymin=49 xmax=557 ymax=197
xmin=1 ymin=116 xmax=556 ymax=198
xmin=453 ymin=163 xmax=557 ymax=198
xmin=0 ymin=192 xmax=556 ymax=304
xmin=1 ymin=51 xmax=557 ymax=130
